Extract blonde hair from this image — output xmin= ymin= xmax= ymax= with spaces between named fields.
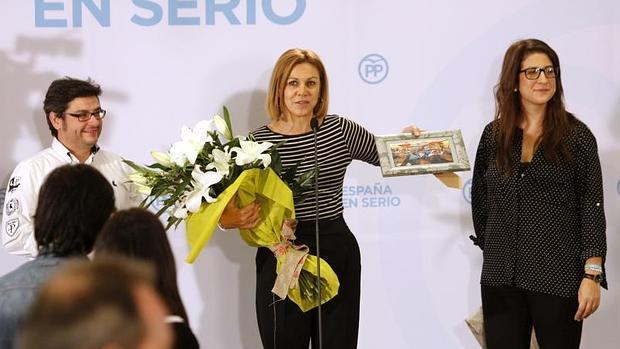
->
xmin=266 ymin=48 xmax=329 ymax=121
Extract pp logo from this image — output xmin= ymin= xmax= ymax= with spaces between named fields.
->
xmin=358 ymin=54 xmax=389 ymax=84
xmin=462 ymin=178 xmax=472 ymax=203
xmin=150 ymin=195 xmax=169 ymax=212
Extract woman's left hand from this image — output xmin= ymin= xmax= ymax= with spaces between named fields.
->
xmin=402 ymin=125 xmax=424 ymax=137
xmin=574 ymin=277 xmax=601 ymax=321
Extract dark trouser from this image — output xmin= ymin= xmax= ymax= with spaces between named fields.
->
xmin=255 ymin=216 xmax=361 ymax=349
xmin=481 ymin=285 xmax=582 ymax=349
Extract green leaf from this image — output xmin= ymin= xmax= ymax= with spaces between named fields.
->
xmin=123 ymin=159 xmax=148 ymax=173
xmin=146 ymin=162 xmax=170 ymax=171
xmin=155 ymin=203 xmax=171 ymax=218
xmin=298 ymin=168 xmax=318 ymax=187
xmin=164 ymin=217 xmax=179 ymax=231
xmin=223 ymin=105 xmax=233 ymax=137
xmin=143 ymin=187 xmax=167 ymax=210
xmin=269 ymin=150 xmax=282 ymax=175
xmin=281 ymin=160 xmax=301 ymax=182
xmin=271 ymin=140 xmax=286 ymax=150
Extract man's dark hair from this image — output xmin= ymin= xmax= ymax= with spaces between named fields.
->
xmin=18 ymin=257 xmax=155 ymax=349
xmin=43 ymin=77 xmax=102 ymax=138
xmin=34 ymin=164 xmax=115 ymax=256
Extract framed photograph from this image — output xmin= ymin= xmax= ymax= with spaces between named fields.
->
xmin=375 ymin=130 xmax=471 ymax=177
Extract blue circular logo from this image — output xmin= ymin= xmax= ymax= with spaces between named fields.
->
xmin=358 ymin=54 xmax=389 ymax=84
xmin=462 ymin=179 xmax=472 ymax=203
xmin=150 ymin=195 xmax=169 ymax=212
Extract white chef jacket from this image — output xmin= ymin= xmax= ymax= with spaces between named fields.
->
xmin=1 ymin=138 xmax=139 ymax=257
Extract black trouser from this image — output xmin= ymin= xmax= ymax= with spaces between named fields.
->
xmin=481 ymin=285 xmax=582 ymax=349
xmin=255 ymin=216 xmax=361 ymax=349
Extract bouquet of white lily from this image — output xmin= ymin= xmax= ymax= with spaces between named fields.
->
xmin=125 ymin=107 xmax=339 ymax=312
xmin=126 ymin=107 xmax=297 ymax=228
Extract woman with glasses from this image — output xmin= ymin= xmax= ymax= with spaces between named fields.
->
xmin=470 ymin=39 xmax=607 ymax=349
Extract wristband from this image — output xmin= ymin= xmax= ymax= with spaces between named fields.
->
xmin=584 ymin=263 xmax=603 ymax=273
xmin=583 ymin=273 xmax=603 ymax=283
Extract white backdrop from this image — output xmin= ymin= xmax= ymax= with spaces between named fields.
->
xmin=1 ymin=1 xmax=618 ymax=348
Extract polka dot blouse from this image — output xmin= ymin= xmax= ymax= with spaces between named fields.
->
xmin=470 ymin=118 xmax=607 ymax=297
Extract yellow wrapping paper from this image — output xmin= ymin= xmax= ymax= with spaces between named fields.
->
xmin=186 ymin=168 xmax=339 ymax=312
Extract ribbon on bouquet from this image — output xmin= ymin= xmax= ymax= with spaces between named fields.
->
xmin=269 ymin=219 xmax=309 ymax=299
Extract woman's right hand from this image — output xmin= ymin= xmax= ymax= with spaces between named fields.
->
xmin=219 ymin=195 xmax=261 ymax=229
xmin=401 ymin=125 xmax=425 ymax=137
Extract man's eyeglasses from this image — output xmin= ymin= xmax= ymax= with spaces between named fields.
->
xmin=62 ymin=109 xmax=107 ymax=122
xmin=519 ymin=65 xmax=557 ymax=80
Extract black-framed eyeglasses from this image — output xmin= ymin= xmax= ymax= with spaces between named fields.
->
xmin=519 ymin=65 xmax=557 ymax=80
xmin=62 ymin=109 xmax=107 ymax=122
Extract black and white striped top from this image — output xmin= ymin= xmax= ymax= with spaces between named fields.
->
xmin=251 ymin=115 xmax=379 ymax=221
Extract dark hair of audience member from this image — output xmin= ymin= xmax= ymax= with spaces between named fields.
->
xmin=34 ymin=164 xmax=115 ymax=257
xmin=95 ymin=208 xmax=189 ymax=322
xmin=18 ymin=257 xmax=156 ymax=349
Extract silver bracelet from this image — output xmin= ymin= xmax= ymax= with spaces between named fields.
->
xmin=584 ymin=263 xmax=603 ymax=273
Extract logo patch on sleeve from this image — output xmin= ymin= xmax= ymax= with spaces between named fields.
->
xmin=8 ymin=177 xmax=21 ymax=192
xmin=5 ymin=198 xmax=20 ymax=216
xmin=5 ymin=218 xmax=19 ymax=237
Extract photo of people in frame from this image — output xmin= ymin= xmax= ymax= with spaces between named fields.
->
xmin=375 ymin=130 xmax=469 ymax=177
xmin=390 ymin=139 xmax=454 ymax=167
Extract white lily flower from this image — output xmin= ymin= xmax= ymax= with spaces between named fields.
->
xmin=185 ymin=167 xmax=223 ymax=213
xmin=127 ymin=171 xmax=149 ymax=185
xmin=127 ymin=171 xmax=153 ymax=195
xmin=172 ymin=205 xmax=188 ymax=219
xmin=133 ymin=182 xmax=152 ymax=195
xmin=206 ymin=148 xmax=232 ymax=177
xmin=191 ymin=120 xmax=216 ymax=142
xmin=151 ymin=151 xmax=173 ymax=167
xmin=230 ymin=140 xmax=273 ymax=167
xmin=169 ymin=140 xmax=199 ymax=166
xmin=213 ymin=114 xmax=232 ymax=140
xmin=169 ymin=121 xmax=216 ymax=166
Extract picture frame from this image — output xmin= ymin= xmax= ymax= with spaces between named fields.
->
xmin=375 ymin=129 xmax=471 ymax=177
